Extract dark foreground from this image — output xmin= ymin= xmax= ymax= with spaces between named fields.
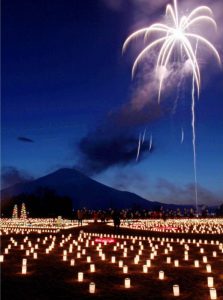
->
xmin=1 ymin=223 xmax=223 ymax=300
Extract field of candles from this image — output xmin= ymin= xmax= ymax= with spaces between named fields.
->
xmin=1 ymin=219 xmax=223 ymax=300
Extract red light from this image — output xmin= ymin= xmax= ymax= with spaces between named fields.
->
xmin=95 ymin=238 xmax=115 ymax=244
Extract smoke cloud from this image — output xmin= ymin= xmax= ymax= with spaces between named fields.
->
xmin=1 ymin=166 xmax=34 ymax=189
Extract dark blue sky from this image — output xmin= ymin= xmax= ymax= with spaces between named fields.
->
xmin=2 ymin=0 xmax=223 ymax=205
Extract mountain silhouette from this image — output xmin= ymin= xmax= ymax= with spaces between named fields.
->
xmin=1 ymin=168 xmax=189 ymax=216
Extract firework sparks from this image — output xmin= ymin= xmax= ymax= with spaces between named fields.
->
xmin=142 ymin=128 xmax=147 ymax=144
xmin=181 ymin=128 xmax=184 ymax=144
xmin=149 ymin=134 xmax=153 ymax=151
xmin=123 ymin=0 xmax=221 ymax=102
xmin=136 ymin=133 xmax=142 ymax=161
xmin=123 ymin=0 xmax=221 ymax=209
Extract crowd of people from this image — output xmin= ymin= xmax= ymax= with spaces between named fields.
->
xmin=75 ymin=207 xmax=208 ymax=225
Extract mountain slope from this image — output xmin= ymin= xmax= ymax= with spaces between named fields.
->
xmin=1 ymin=168 xmax=164 ymax=212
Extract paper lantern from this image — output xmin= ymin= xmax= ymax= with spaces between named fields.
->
xmin=22 ymin=265 xmax=27 ymax=274
xmin=207 ymin=277 xmax=214 ymax=288
xmin=0 ymin=255 xmax=4 ymax=262
xmin=123 ymin=265 xmax=128 ymax=273
xmin=87 ymin=256 xmax=91 ymax=263
xmin=143 ymin=265 xmax=148 ymax=273
xmin=174 ymin=260 xmax=179 ymax=267
xmin=22 ymin=258 xmax=27 ymax=266
xmin=173 ymin=285 xmax=180 ymax=296
xmin=206 ymin=264 xmax=212 ymax=273
xmin=119 ymin=260 xmax=123 ymax=268
xmin=111 ymin=256 xmax=116 ymax=263
xmin=89 ymin=282 xmax=95 ymax=294
xmin=78 ymin=272 xmax=84 ymax=282
xmin=90 ymin=264 xmax=95 ymax=272
xmin=166 ymin=257 xmax=171 ymax=264
xmin=209 ymin=288 xmax=217 ymax=300
xmin=203 ymin=256 xmax=208 ymax=263
xmin=146 ymin=259 xmax=151 ymax=267
xmin=33 ymin=253 xmax=37 ymax=259
xmin=125 ymin=278 xmax=131 ymax=288
xmin=70 ymin=259 xmax=75 ymax=266
xmin=159 ymin=271 xmax=164 ymax=280
xmin=194 ymin=260 xmax=199 ymax=268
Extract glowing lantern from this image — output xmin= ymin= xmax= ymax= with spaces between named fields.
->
xmin=173 ymin=285 xmax=180 ymax=296
xmin=90 ymin=264 xmax=95 ymax=272
xmin=33 ymin=253 xmax=37 ymax=259
xmin=143 ymin=265 xmax=148 ymax=273
xmin=70 ymin=259 xmax=75 ymax=266
xmin=125 ymin=278 xmax=131 ymax=288
xmin=209 ymin=288 xmax=217 ymax=299
xmin=207 ymin=277 xmax=214 ymax=288
xmin=87 ymin=256 xmax=91 ymax=263
xmin=119 ymin=260 xmax=123 ymax=268
xmin=89 ymin=282 xmax=95 ymax=294
xmin=111 ymin=256 xmax=116 ymax=263
xmin=22 ymin=265 xmax=27 ymax=274
xmin=123 ymin=265 xmax=128 ymax=273
xmin=78 ymin=272 xmax=83 ymax=282
xmin=174 ymin=260 xmax=179 ymax=267
xmin=194 ymin=260 xmax=199 ymax=268
xmin=0 ymin=255 xmax=4 ymax=262
xmin=206 ymin=264 xmax=212 ymax=273
xmin=166 ymin=257 xmax=171 ymax=264
xmin=159 ymin=271 xmax=164 ymax=280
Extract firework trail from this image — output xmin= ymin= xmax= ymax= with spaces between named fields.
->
xmin=181 ymin=127 xmax=184 ymax=144
xmin=149 ymin=134 xmax=153 ymax=151
xmin=123 ymin=0 xmax=221 ymax=208
xmin=142 ymin=128 xmax=147 ymax=144
xmin=136 ymin=133 xmax=142 ymax=161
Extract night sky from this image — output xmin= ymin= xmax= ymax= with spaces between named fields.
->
xmin=2 ymin=0 xmax=223 ymax=206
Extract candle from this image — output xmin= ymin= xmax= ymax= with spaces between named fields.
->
xmin=78 ymin=272 xmax=84 ymax=282
xmin=89 ymin=282 xmax=95 ymax=294
xmin=125 ymin=278 xmax=131 ymax=288
xmin=173 ymin=285 xmax=180 ymax=296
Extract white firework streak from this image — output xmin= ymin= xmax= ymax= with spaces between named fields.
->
xmin=123 ymin=0 xmax=221 ymax=102
xmin=136 ymin=133 xmax=142 ymax=161
xmin=123 ymin=0 xmax=221 ymax=208
xmin=181 ymin=127 xmax=184 ymax=144
xmin=142 ymin=128 xmax=147 ymax=144
xmin=192 ymin=40 xmax=198 ymax=212
xmin=149 ymin=134 xmax=153 ymax=151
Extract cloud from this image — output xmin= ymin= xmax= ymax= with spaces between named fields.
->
xmin=17 ymin=136 xmax=34 ymax=143
xmin=78 ymin=130 xmax=153 ymax=174
xmin=155 ymin=178 xmax=223 ymax=206
xmin=1 ymin=166 xmax=34 ymax=189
